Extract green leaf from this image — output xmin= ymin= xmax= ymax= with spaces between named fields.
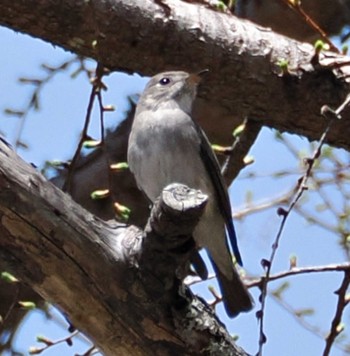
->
xmin=1 ymin=271 xmax=18 ymax=283
xmin=18 ymin=301 xmax=36 ymax=310
xmin=83 ymin=140 xmax=101 ymax=149
xmin=36 ymin=335 xmax=53 ymax=346
xmin=232 ymin=123 xmax=246 ymax=138
xmin=211 ymin=144 xmax=231 ymax=154
xmin=90 ymin=189 xmax=110 ymax=200
xmin=110 ymin=162 xmax=129 ymax=171
xmin=114 ymin=202 xmax=131 ymax=221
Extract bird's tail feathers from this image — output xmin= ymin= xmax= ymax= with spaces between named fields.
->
xmin=210 ymin=258 xmax=253 ymax=317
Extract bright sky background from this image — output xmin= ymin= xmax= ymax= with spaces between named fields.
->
xmin=0 ymin=25 xmax=349 ymax=356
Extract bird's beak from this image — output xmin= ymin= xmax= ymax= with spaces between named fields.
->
xmin=187 ymin=69 xmax=209 ymax=85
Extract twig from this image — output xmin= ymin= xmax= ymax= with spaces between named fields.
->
xmin=256 ymin=93 xmax=350 ymax=356
xmin=280 ymin=0 xmax=339 ymax=53
xmin=232 ymin=191 xmax=292 ymax=220
xmin=221 ymin=117 xmax=248 ymax=177
xmin=62 ymin=63 xmax=104 ymax=192
xmin=95 ymin=75 xmax=120 ymax=219
xmin=4 ymin=57 xmax=90 ymax=151
xmin=323 ymin=271 xmax=350 ymax=356
xmin=248 ymin=263 xmax=350 ymax=288
xmin=29 ymin=330 xmax=79 ymax=354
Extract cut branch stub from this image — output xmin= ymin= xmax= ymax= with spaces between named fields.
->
xmin=139 ymin=183 xmax=208 ymax=301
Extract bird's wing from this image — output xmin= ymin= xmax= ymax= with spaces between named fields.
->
xmin=192 ymin=122 xmax=243 ymax=266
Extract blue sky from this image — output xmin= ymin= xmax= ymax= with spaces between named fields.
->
xmin=0 ymin=25 xmax=349 ymax=356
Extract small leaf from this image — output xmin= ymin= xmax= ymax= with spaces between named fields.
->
xmin=1 ymin=271 xmax=18 ymax=283
xmin=114 ymin=202 xmax=131 ymax=221
xmin=36 ymin=335 xmax=53 ymax=346
xmin=289 ymin=254 xmax=297 ymax=269
xmin=277 ymin=59 xmax=289 ymax=70
xmin=314 ymin=40 xmax=330 ymax=53
xmin=83 ymin=140 xmax=101 ymax=149
xmin=288 ymin=0 xmax=301 ymax=7
xmin=46 ymin=160 xmax=68 ymax=168
xmin=345 ymin=293 xmax=350 ymax=303
xmin=29 ymin=346 xmax=43 ymax=355
xmin=232 ymin=123 xmax=246 ymax=138
xmin=336 ymin=323 xmax=345 ymax=333
xmin=18 ymin=301 xmax=36 ymax=310
xmin=110 ymin=162 xmax=129 ymax=172
xmin=90 ymin=189 xmax=110 ymax=200
xmin=211 ymin=144 xmax=231 ymax=154
xmin=243 ymin=155 xmax=254 ymax=166
xmin=231 ymin=334 xmax=239 ymax=341
xmin=215 ymin=1 xmax=228 ymax=12
xmin=103 ymin=105 xmax=115 ymax=112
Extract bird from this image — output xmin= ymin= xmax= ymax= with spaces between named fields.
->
xmin=127 ymin=70 xmax=253 ymax=317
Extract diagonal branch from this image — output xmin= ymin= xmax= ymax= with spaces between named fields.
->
xmin=0 ymin=138 xmax=248 ymax=356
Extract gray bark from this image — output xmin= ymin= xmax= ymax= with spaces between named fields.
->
xmin=1 ymin=0 xmax=350 ymax=155
xmin=0 ymin=138 xmax=248 ymax=355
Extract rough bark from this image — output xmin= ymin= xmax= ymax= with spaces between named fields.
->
xmin=1 ymin=0 xmax=350 ymax=153
xmin=0 ymin=138 xmax=248 ymax=356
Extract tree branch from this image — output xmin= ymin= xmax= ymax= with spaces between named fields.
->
xmin=247 ymin=263 xmax=350 ymax=288
xmin=0 ymin=138 xmax=248 ymax=356
xmin=1 ymin=0 xmax=350 ymax=153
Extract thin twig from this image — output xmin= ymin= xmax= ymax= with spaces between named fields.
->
xmin=62 ymin=63 xmax=104 ymax=192
xmin=323 ymin=271 xmax=350 ymax=356
xmin=232 ymin=191 xmax=292 ymax=220
xmin=256 ymin=93 xmax=350 ymax=356
xmin=221 ymin=117 xmax=248 ymax=177
xmin=96 ymin=76 xmax=119 ymax=218
xmin=280 ymin=0 xmax=339 ymax=53
xmin=248 ymin=263 xmax=350 ymax=288
xmin=5 ymin=57 xmax=90 ymax=151
xmin=29 ymin=330 xmax=79 ymax=354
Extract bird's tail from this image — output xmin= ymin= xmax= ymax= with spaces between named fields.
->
xmin=210 ymin=258 xmax=253 ymax=317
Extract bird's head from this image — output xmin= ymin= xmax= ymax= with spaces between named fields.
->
xmin=137 ymin=70 xmax=207 ymax=114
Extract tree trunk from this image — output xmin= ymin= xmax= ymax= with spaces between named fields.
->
xmin=0 ymin=0 xmax=350 ymax=152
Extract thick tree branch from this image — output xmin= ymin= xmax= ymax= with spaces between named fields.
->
xmin=0 ymin=138 xmax=248 ymax=356
xmin=1 ymin=0 xmax=350 ymax=153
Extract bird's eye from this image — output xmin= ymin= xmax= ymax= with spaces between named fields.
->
xmin=159 ymin=77 xmax=171 ymax=85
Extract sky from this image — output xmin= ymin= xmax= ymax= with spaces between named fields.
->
xmin=0 ymin=24 xmax=349 ymax=356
